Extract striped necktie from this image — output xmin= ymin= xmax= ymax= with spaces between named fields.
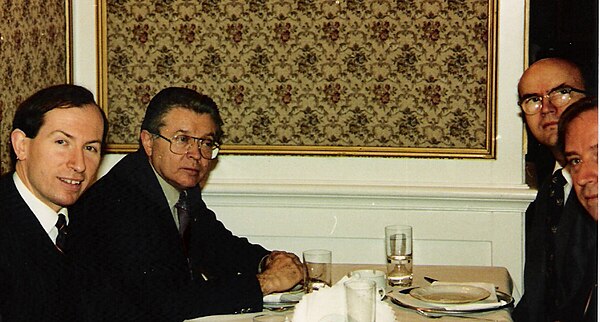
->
xmin=175 ymin=191 xmax=191 ymax=253
xmin=55 ymin=213 xmax=68 ymax=253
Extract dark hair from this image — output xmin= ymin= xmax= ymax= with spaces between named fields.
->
xmin=10 ymin=84 xmax=108 ymax=165
xmin=140 ymin=87 xmax=224 ymax=143
xmin=557 ymin=96 xmax=598 ymax=156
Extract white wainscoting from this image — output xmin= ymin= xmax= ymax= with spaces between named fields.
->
xmin=202 ymin=182 xmax=534 ymax=300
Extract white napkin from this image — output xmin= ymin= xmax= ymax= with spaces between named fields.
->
xmin=263 ymin=290 xmax=304 ymax=303
xmin=391 ymin=281 xmax=507 ymax=311
xmin=292 ymin=276 xmax=396 ymax=322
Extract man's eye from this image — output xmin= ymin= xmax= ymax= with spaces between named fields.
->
xmin=569 ymin=158 xmax=582 ymax=166
xmin=174 ymin=135 xmax=190 ymax=144
xmin=524 ymin=97 xmax=541 ymax=104
xmin=55 ymin=139 xmax=66 ymax=145
xmin=85 ymin=146 xmax=99 ymax=153
xmin=201 ymin=140 xmax=214 ymax=148
xmin=556 ymin=88 xmax=572 ymax=95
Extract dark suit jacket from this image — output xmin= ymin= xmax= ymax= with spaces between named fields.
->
xmin=67 ymin=150 xmax=270 ymax=321
xmin=513 ymin=175 xmax=598 ymax=322
xmin=0 ymin=173 xmax=78 ymax=321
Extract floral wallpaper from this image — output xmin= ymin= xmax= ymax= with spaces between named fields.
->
xmin=0 ymin=1 xmax=68 ymax=174
xmin=102 ymin=0 xmax=496 ymax=157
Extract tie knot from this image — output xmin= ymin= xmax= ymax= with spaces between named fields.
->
xmin=175 ymin=191 xmax=189 ymax=211
xmin=551 ymin=169 xmax=567 ymax=187
xmin=56 ymin=213 xmax=67 ymax=230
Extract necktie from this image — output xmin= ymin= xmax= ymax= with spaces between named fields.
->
xmin=55 ymin=213 xmax=68 ymax=253
xmin=175 ymin=191 xmax=191 ymax=253
xmin=546 ymin=169 xmax=567 ymax=314
xmin=548 ymin=169 xmax=567 ymax=228
xmin=175 ymin=191 xmax=195 ymax=279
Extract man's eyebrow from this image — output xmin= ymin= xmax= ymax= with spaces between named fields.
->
xmin=52 ymin=130 xmax=73 ymax=138
xmin=519 ymin=83 xmax=571 ymax=100
xmin=52 ymin=130 xmax=102 ymax=145
xmin=564 ymin=144 xmax=598 ymax=158
xmin=174 ymin=129 xmax=215 ymax=138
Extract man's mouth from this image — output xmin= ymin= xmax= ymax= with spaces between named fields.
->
xmin=60 ymin=178 xmax=82 ymax=185
xmin=542 ymin=121 xmax=558 ymax=129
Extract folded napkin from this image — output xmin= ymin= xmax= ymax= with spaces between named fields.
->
xmin=292 ymin=276 xmax=396 ymax=322
xmin=391 ymin=281 xmax=507 ymax=312
xmin=263 ymin=289 xmax=304 ymax=303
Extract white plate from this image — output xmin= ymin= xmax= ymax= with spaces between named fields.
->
xmin=410 ymin=285 xmax=490 ymax=304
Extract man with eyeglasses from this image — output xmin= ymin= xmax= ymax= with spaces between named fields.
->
xmin=68 ymin=87 xmax=304 ymax=321
xmin=513 ymin=58 xmax=598 ymax=321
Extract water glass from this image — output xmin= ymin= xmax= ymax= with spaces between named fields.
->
xmin=303 ymin=249 xmax=332 ymax=293
xmin=345 ymin=279 xmax=376 ymax=322
xmin=385 ymin=225 xmax=413 ymax=286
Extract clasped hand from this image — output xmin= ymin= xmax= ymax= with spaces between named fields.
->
xmin=257 ymin=251 xmax=305 ymax=295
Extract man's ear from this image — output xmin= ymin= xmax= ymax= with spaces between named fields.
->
xmin=10 ymin=129 xmax=28 ymax=161
xmin=140 ymin=130 xmax=154 ymax=157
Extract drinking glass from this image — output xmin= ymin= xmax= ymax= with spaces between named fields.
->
xmin=302 ymin=249 xmax=332 ymax=293
xmin=344 ymin=279 xmax=376 ymax=322
xmin=385 ymin=225 xmax=413 ymax=286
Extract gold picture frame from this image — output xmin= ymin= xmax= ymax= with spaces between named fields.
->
xmin=97 ymin=1 xmax=497 ymax=158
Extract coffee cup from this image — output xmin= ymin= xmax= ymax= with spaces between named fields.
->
xmin=348 ymin=269 xmax=387 ymax=300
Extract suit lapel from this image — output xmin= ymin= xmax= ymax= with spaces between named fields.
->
xmin=4 ymin=177 xmax=64 ymax=259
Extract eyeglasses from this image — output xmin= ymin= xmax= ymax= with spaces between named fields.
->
xmin=518 ymin=87 xmax=586 ymax=115
xmin=153 ymin=133 xmax=220 ymax=160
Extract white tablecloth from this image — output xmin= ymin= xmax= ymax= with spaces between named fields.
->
xmin=188 ymin=264 xmax=515 ymax=322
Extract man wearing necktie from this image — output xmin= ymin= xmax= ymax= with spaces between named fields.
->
xmin=512 ymin=58 xmax=598 ymax=321
xmin=557 ymin=96 xmax=598 ymax=321
xmin=0 ymin=85 xmax=108 ymax=321
xmin=68 ymin=87 xmax=304 ymax=321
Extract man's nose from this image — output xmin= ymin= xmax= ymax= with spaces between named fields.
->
xmin=68 ymin=149 xmax=86 ymax=173
xmin=186 ymin=144 xmax=202 ymax=160
xmin=540 ymin=96 xmax=558 ymax=115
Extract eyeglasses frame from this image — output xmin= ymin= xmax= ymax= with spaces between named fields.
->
xmin=518 ymin=87 xmax=587 ymax=115
xmin=152 ymin=132 xmax=220 ymax=160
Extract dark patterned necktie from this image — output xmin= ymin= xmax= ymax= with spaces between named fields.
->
xmin=55 ymin=213 xmax=68 ymax=253
xmin=546 ymin=169 xmax=567 ymax=314
xmin=175 ymin=191 xmax=191 ymax=252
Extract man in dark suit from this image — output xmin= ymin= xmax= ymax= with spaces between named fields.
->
xmin=512 ymin=58 xmax=598 ymax=321
xmin=0 ymin=84 xmax=108 ymax=321
xmin=557 ymin=96 xmax=598 ymax=321
xmin=68 ymin=87 xmax=304 ymax=321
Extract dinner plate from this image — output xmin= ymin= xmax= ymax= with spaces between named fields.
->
xmin=263 ymin=286 xmax=304 ymax=310
xmin=410 ymin=285 xmax=490 ymax=304
xmin=263 ymin=301 xmax=297 ymax=310
xmin=391 ymin=290 xmax=514 ymax=314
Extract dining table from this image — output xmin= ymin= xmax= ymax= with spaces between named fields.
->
xmin=187 ymin=264 xmax=515 ymax=321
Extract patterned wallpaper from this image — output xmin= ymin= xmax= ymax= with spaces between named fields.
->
xmin=101 ymin=0 xmax=496 ymax=157
xmin=0 ymin=1 xmax=69 ymax=174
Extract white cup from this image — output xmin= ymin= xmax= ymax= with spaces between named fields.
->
xmin=348 ymin=269 xmax=387 ymax=300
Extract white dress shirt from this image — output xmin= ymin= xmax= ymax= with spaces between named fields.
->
xmin=13 ymin=173 xmax=68 ymax=245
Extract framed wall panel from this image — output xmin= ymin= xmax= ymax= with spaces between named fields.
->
xmin=98 ymin=0 xmax=497 ymax=158
xmin=0 ymin=0 xmax=73 ymax=174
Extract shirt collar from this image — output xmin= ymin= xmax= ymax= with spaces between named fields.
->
xmin=555 ymin=161 xmax=573 ymax=186
xmin=13 ymin=172 xmax=68 ymax=234
xmin=149 ymin=163 xmax=180 ymax=211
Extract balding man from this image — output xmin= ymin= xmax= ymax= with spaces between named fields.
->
xmin=513 ymin=58 xmax=597 ymax=321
